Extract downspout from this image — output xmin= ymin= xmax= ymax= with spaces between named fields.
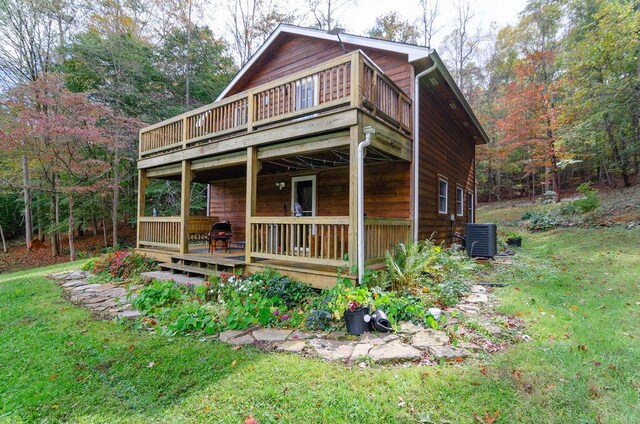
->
xmin=357 ymin=126 xmax=375 ymax=283
xmin=413 ymin=61 xmax=438 ymax=242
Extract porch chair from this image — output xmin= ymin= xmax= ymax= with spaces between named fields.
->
xmin=208 ymin=221 xmax=233 ymax=253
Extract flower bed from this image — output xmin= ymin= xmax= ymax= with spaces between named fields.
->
xmin=82 ymin=249 xmax=158 ymax=282
xmin=129 ymin=241 xmax=478 ymax=337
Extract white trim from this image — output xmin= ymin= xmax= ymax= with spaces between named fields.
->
xmin=467 ymin=191 xmax=474 ymax=223
xmin=456 ymin=186 xmax=464 ymax=217
xmin=438 ymin=177 xmax=448 ymax=215
xmin=217 ymin=24 xmax=431 ymax=102
xmin=291 ymin=175 xmax=317 ymax=217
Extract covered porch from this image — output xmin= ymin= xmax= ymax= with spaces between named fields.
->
xmin=136 ymin=127 xmax=412 ymax=287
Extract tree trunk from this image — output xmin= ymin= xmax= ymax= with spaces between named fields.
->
xmin=68 ymin=194 xmax=76 ymax=261
xmin=22 ymin=154 xmax=33 ymax=250
xmin=50 ymin=193 xmax=59 ymax=256
xmin=102 ymin=219 xmax=108 ymax=246
xmin=36 ymin=195 xmax=44 ymax=241
xmin=112 ymin=146 xmax=119 ymax=248
xmin=606 ymin=117 xmax=631 ymax=187
xmin=92 ymin=213 xmax=98 ymax=236
xmin=0 ymin=224 xmax=7 ymax=253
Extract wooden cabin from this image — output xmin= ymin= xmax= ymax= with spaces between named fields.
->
xmin=135 ymin=24 xmax=489 ymax=288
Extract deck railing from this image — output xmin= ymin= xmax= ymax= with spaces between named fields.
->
xmin=364 ymin=218 xmax=412 ymax=262
xmin=138 ymin=216 xmax=182 ymax=250
xmin=138 ymin=216 xmax=219 ymax=250
xmin=139 ymin=51 xmax=412 ymax=157
xmin=249 ymin=216 xmax=350 ymax=267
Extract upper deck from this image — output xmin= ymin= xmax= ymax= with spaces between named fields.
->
xmin=138 ymin=50 xmax=412 ymax=164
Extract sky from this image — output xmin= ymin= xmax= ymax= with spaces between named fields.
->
xmin=208 ymin=0 xmax=529 ymax=52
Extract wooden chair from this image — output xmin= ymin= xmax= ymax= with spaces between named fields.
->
xmin=208 ymin=222 xmax=232 ymax=253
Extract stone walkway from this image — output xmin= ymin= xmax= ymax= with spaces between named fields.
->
xmin=52 ymin=270 xmax=141 ymax=320
xmin=51 ymin=270 xmax=519 ymax=365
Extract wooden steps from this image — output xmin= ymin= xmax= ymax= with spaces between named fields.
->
xmin=159 ymin=262 xmax=221 ymax=278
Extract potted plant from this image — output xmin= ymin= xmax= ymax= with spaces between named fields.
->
xmin=329 ymin=284 xmax=373 ymax=335
xmin=505 ymin=231 xmax=522 ymax=247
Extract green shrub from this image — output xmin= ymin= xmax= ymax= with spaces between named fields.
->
xmin=573 ymin=182 xmax=600 ymax=213
xmin=131 ymin=280 xmax=184 ymax=311
xmin=523 ymin=211 xmax=563 ymax=231
xmin=384 ymin=241 xmax=435 ymax=291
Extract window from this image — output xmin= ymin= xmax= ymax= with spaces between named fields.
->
xmin=456 ymin=186 xmax=464 ymax=216
xmin=438 ymin=177 xmax=448 ymax=214
xmin=295 ymin=76 xmax=319 ymax=110
xmin=467 ymin=192 xmax=474 ymax=223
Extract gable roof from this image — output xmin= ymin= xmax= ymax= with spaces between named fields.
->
xmin=217 ymin=24 xmax=489 ymax=144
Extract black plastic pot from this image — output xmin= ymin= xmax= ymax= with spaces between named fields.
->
xmin=344 ymin=307 xmax=370 ymax=335
xmin=506 ymin=237 xmax=522 ymax=247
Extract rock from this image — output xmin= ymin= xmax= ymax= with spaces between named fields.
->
xmin=276 ymin=340 xmax=306 ymax=353
xmin=61 ymin=280 xmax=88 ymax=288
xmin=466 ymin=293 xmax=489 ymax=303
xmin=457 ymin=304 xmax=480 ymax=314
xmin=484 ymin=324 xmax=502 ymax=337
xmin=326 ymin=330 xmax=348 ymax=340
xmin=52 ymin=270 xmax=88 ymax=281
xmin=368 ymin=340 xmax=422 ymax=363
xmin=219 ymin=330 xmax=245 ymax=343
xmin=428 ymin=345 xmax=470 ymax=361
xmin=252 ymin=328 xmax=292 ymax=343
xmin=307 ymin=339 xmax=356 ymax=361
xmin=71 ymin=284 xmax=102 ymax=292
xmin=359 ymin=333 xmax=386 ymax=345
xmin=350 ymin=343 xmax=373 ymax=361
xmin=411 ymin=329 xmax=449 ymax=351
xmin=82 ymin=296 xmax=111 ymax=305
xmin=378 ymin=333 xmax=399 ymax=343
xmin=288 ymin=330 xmax=316 ymax=340
xmin=92 ymin=301 xmax=118 ymax=311
xmin=470 ymin=285 xmax=487 ymax=294
xmin=230 ymin=334 xmax=255 ymax=346
xmin=458 ymin=341 xmax=483 ymax=351
xmin=397 ymin=322 xmax=422 ymax=335
xmin=117 ymin=310 xmax=141 ymax=320
xmin=427 ymin=308 xmax=442 ymax=320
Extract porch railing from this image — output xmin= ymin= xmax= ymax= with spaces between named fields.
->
xmin=139 ymin=50 xmax=412 ymax=157
xmin=138 ymin=216 xmax=219 ymax=250
xmin=364 ymin=218 xmax=412 ymax=262
xmin=248 ymin=216 xmax=350 ymax=267
xmin=138 ymin=216 xmax=181 ymax=250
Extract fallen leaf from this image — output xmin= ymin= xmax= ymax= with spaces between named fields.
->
xmin=233 ymin=346 xmax=241 ymax=351
xmin=245 ymin=416 xmax=259 ymax=424
xmin=515 ymin=312 xmax=523 ymax=317
xmin=569 ymin=305 xmax=579 ymax=311
xmin=514 ymin=287 xmax=520 ymax=291
xmin=512 ymin=370 xmax=522 ymax=380
xmin=76 ymin=375 xmax=85 ymax=382
xmin=231 ymin=360 xmax=237 ymax=367
xmin=66 ymin=341 xmax=74 ymax=346
xmin=578 ymin=345 xmax=588 ymax=351
xmin=128 ymin=344 xmax=135 ymax=352
xmin=546 ymin=384 xmax=556 ymax=389
xmin=147 ymin=361 xmax=155 ymax=368
xmin=50 ymin=374 xmax=57 ymax=380
xmin=52 ymin=404 xmax=60 ymax=409
xmin=593 ymin=361 xmax=601 ymax=367
xmin=474 ymin=409 xmax=500 ymax=424
xmin=204 ymin=405 xmax=211 ymax=413
xmin=479 ymin=366 xmax=488 ymax=375
xmin=607 ymin=364 xmax=616 ymax=370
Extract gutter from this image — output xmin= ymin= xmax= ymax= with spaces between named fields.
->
xmin=357 ymin=126 xmax=375 ymax=283
xmin=413 ymin=62 xmax=438 ymax=242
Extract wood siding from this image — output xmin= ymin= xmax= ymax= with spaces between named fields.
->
xmin=209 ymin=161 xmax=411 ymax=242
xmin=417 ymin=84 xmax=476 ymax=242
xmin=226 ymin=34 xmax=414 ymax=100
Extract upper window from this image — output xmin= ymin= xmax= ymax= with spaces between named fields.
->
xmin=438 ymin=177 xmax=448 ymax=214
xmin=456 ymin=186 xmax=464 ymax=216
xmin=295 ymin=76 xmax=319 ymax=110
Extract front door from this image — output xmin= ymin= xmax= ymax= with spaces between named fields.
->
xmin=291 ymin=175 xmax=316 ymax=217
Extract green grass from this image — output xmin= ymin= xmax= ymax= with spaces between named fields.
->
xmin=2 ymin=209 xmax=640 ymax=422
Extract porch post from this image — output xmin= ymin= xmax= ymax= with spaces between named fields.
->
xmin=179 ymin=160 xmax=191 ymax=254
xmin=136 ymin=168 xmax=147 ymax=249
xmin=245 ymin=146 xmax=259 ymax=264
xmin=348 ymin=125 xmax=359 ymax=272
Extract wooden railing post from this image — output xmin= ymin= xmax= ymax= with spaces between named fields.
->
xmin=136 ymin=168 xmax=147 ymax=249
xmin=247 ymin=90 xmax=254 ymax=132
xmin=179 ymin=160 xmax=192 ymax=254
xmin=182 ymin=116 xmax=188 ymax=149
xmin=351 ymin=51 xmax=361 ymax=107
xmin=245 ymin=146 xmax=260 ymax=264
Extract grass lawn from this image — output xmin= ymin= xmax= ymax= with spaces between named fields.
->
xmin=1 ymin=205 xmax=639 ymax=423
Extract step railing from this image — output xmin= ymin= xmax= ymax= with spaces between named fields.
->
xmin=139 ymin=51 xmax=412 ymax=157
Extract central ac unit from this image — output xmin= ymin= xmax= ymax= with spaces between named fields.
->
xmin=465 ymin=223 xmax=497 ymax=259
